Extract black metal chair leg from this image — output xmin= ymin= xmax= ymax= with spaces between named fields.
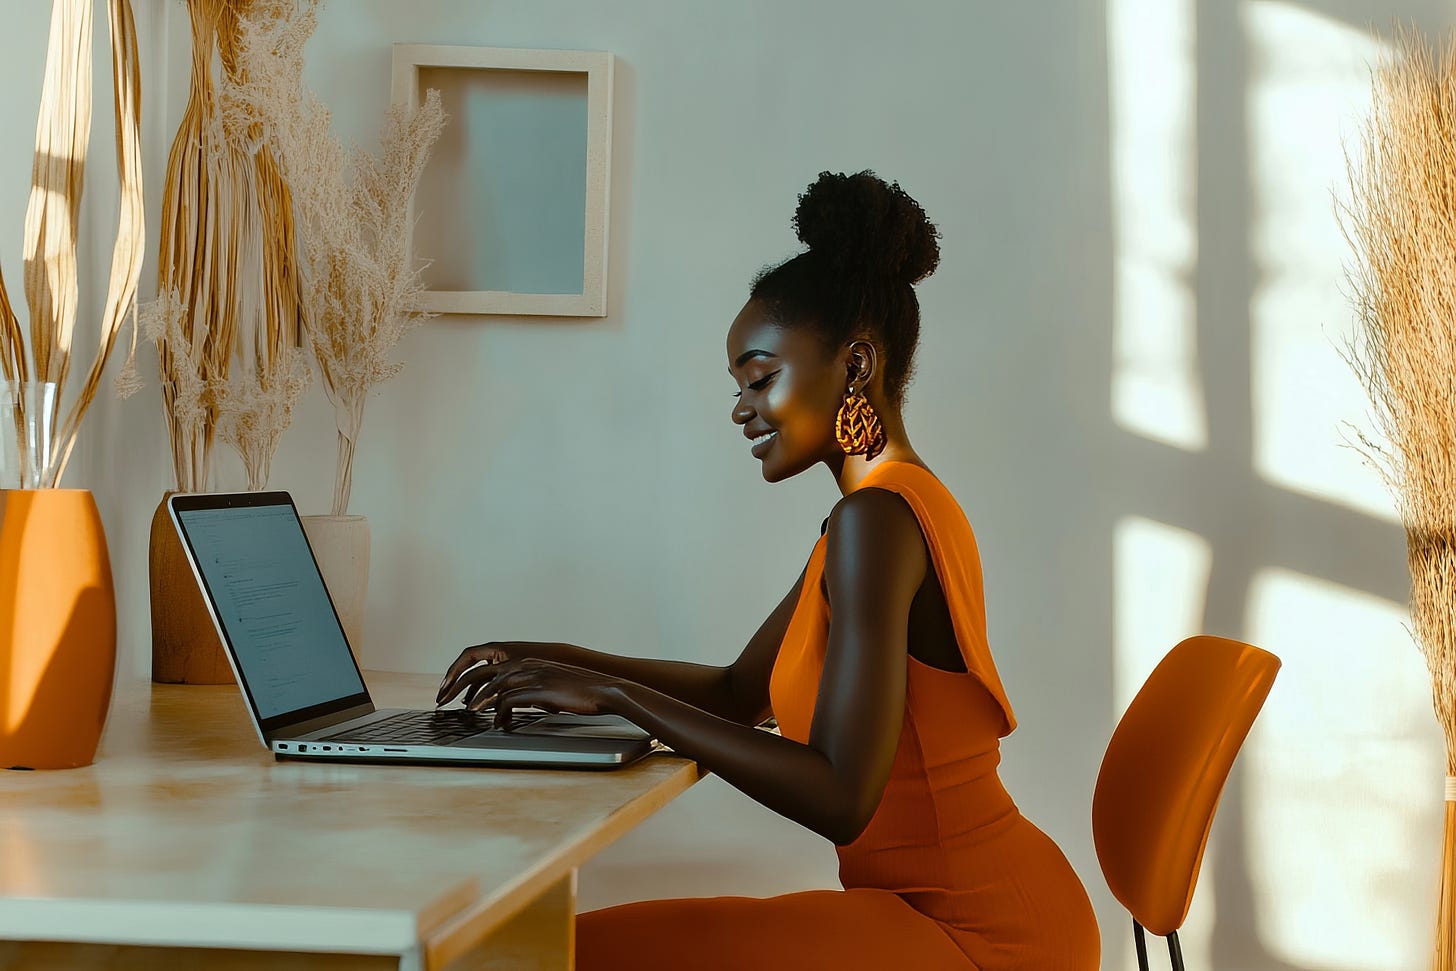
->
xmin=1133 ymin=919 xmax=1149 ymax=971
xmin=1167 ymin=929 xmax=1186 ymax=971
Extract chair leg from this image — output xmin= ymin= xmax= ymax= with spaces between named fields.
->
xmin=1167 ymin=929 xmax=1185 ymax=971
xmin=1133 ymin=919 xmax=1149 ymax=971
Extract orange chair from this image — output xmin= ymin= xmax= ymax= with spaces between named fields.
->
xmin=1092 ymin=634 xmax=1280 ymax=971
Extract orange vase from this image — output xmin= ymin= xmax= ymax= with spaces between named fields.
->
xmin=0 ymin=489 xmax=117 ymax=770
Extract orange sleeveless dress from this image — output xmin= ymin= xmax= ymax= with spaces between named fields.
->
xmin=577 ymin=462 xmax=1100 ymax=970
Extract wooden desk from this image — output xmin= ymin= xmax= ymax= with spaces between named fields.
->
xmin=0 ymin=672 xmax=701 ymax=969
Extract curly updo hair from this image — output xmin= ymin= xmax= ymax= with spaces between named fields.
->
xmin=750 ymin=170 xmax=940 ymax=407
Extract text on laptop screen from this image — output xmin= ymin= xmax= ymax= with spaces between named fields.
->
xmin=177 ymin=504 xmax=366 ymax=719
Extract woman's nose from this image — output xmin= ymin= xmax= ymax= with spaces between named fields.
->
xmin=732 ymin=398 xmax=753 ymax=425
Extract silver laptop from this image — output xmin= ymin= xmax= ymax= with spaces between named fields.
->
xmin=167 ymin=491 xmax=656 ymax=769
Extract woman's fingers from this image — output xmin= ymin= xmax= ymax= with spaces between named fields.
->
xmin=471 ymin=664 xmax=551 ymax=722
xmin=442 ymin=658 xmax=512 ymax=706
xmin=462 ymin=680 xmax=492 ymax=709
xmin=464 ymin=661 xmax=532 ymax=712
xmin=490 ymin=687 xmax=538 ymax=730
xmin=437 ymin=643 xmax=511 ymax=703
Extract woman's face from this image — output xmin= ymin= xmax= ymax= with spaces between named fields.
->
xmin=727 ymin=299 xmax=849 ymax=482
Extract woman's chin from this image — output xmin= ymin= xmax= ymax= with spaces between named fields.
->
xmin=757 ymin=452 xmax=813 ymax=484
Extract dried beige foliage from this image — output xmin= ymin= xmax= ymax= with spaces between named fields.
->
xmin=0 ymin=0 xmax=144 ymax=488
xmin=153 ymin=0 xmax=307 ymax=493
xmin=215 ymin=342 xmax=311 ymax=491
xmin=1343 ymin=26 xmax=1456 ymax=773
xmin=224 ymin=0 xmax=445 ymax=515
xmin=139 ymin=291 xmax=205 ymax=433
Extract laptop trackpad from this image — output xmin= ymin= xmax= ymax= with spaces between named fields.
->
xmin=451 ymin=713 xmax=650 ymax=745
xmin=515 ymin=713 xmax=650 ymax=740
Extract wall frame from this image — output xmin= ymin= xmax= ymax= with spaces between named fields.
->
xmin=391 ymin=44 xmax=613 ymax=317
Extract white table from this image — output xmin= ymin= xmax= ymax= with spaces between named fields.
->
xmin=0 ymin=672 xmax=701 ymax=969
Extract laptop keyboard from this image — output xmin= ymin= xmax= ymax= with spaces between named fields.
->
xmin=320 ymin=709 xmax=542 ymax=746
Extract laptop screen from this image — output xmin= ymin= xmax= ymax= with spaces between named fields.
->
xmin=170 ymin=494 xmax=369 ymax=728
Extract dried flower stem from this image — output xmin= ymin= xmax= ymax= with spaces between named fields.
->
xmin=0 ymin=0 xmax=144 ymax=488
xmin=210 ymin=2 xmax=309 ymax=489
xmin=225 ymin=0 xmax=444 ymax=515
xmin=155 ymin=0 xmax=261 ymax=492
xmin=1343 ymin=25 xmax=1456 ymax=772
xmin=149 ymin=0 xmax=306 ymax=494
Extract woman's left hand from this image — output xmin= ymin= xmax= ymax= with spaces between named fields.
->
xmin=456 ymin=657 xmax=622 ymax=730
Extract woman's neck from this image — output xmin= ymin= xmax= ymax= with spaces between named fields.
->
xmin=831 ymin=439 xmax=925 ymax=495
xmin=826 ymin=396 xmax=924 ymax=494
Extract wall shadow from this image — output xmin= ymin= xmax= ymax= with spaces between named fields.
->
xmin=1088 ymin=1 xmax=1452 ymax=967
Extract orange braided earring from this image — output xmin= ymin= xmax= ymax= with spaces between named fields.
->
xmin=835 ymin=387 xmax=886 ymax=459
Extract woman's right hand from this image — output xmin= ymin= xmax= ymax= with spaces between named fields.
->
xmin=436 ymin=641 xmax=575 ymax=707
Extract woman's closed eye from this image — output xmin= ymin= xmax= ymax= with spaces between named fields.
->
xmin=733 ymin=369 xmax=781 ymax=398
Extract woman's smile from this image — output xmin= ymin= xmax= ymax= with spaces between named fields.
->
xmin=728 ymin=302 xmax=855 ymax=482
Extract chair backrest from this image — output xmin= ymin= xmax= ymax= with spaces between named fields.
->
xmin=1092 ymin=635 xmax=1280 ymax=936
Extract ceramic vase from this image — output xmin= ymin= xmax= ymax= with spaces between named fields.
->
xmin=301 ymin=514 xmax=370 ymax=655
xmin=0 ymin=489 xmax=116 ymax=769
xmin=148 ymin=492 xmax=233 ymax=684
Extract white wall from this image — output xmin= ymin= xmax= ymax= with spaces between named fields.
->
xmin=10 ymin=1 xmax=1453 ymax=968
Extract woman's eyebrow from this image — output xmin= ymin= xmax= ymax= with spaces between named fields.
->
xmin=733 ymin=349 xmax=776 ymax=368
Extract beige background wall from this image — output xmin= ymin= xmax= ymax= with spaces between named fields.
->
xmin=8 ymin=1 xmax=1454 ymax=968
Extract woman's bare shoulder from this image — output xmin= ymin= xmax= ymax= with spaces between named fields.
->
xmin=823 ymin=488 xmax=925 ymax=580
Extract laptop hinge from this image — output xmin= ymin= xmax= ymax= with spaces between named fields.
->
xmin=270 ymin=702 xmax=376 ymax=741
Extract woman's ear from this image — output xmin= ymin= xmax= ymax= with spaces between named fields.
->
xmin=845 ymin=340 xmax=879 ymax=392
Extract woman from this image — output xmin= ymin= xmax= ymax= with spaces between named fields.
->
xmin=436 ymin=171 xmax=1101 ymax=969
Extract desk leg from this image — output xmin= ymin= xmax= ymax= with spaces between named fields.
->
xmin=436 ymin=870 xmax=576 ymax=971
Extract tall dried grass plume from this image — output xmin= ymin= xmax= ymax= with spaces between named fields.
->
xmin=151 ymin=0 xmax=307 ymax=494
xmin=1342 ymin=24 xmax=1456 ymax=969
xmin=0 ymin=0 xmax=144 ymax=488
xmin=223 ymin=0 xmax=446 ymax=516
xmin=1343 ymin=26 xmax=1456 ymax=771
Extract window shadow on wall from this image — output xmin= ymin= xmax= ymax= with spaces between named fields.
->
xmin=1087 ymin=0 xmax=1454 ymax=968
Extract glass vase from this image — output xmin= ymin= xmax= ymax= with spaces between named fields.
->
xmin=1 ymin=380 xmax=60 ymax=489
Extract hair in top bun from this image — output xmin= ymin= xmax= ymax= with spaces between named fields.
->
xmin=793 ymin=171 xmax=940 ymax=287
xmin=751 ymin=170 xmax=941 ymax=407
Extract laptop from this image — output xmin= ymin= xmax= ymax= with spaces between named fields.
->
xmin=167 ymin=491 xmax=656 ymax=769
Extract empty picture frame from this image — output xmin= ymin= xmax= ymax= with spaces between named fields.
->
xmin=392 ymin=44 xmax=614 ymax=316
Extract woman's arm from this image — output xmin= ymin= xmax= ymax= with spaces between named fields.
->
xmin=439 ymin=573 xmax=807 ymax=725
xmin=476 ymin=488 xmax=927 ymax=846
xmin=442 ymin=641 xmax=731 ymax=716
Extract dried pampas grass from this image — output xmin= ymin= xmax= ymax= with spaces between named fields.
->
xmin=153 ymin=0 xmax=306 ymax=493
xmin=224 ymin=0 xmax=445 ymax=515
xmin=1343 ymin=26 xmax=1456 ymax=768
xmin=1342 ymin=24 xmax=1456 ymax=970
xmin=0 ymin=0 xmax=144 ymax=488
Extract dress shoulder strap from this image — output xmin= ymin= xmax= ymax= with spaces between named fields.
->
xmin=853 ymin=462 xmax=1016 ymax=735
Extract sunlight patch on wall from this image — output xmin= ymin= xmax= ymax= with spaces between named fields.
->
xmin=1113 ymin=515 xmax=1212 ymax=713
xmin=1245 ymin=567 xmax=1441 ymax=970
xmin=1108 ymin=0 xmax=1207 ymax=452
xmin=1244 ymin=2 xmax=1397 ymax=523
xmin=1113 ymin=515 xmax=1215 ymax=968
